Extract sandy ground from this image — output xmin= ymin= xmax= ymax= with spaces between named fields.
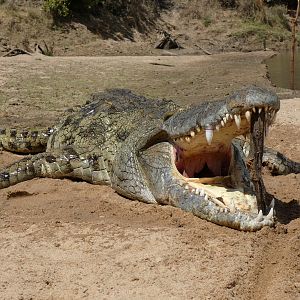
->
xmin=0 ymin=52 xmax=299 ymax=300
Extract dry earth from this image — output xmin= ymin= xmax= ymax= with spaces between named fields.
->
xmin=0 ymin=52 xmax=299 ymax=300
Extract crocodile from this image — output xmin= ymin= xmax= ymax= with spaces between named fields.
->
xmin=0 ymin=86 xmax=299 ymax=231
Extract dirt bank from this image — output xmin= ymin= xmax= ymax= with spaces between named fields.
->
xmin=0 ymin=52 xmax=299 ymax=300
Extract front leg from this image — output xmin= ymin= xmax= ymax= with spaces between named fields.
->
xmin=234 ymin=138 xmax=300 ymax=176
xmin=0 ymin=147 xmax=111 ymax=189
xmin=263 ymin=147 xmax=300 ymax=175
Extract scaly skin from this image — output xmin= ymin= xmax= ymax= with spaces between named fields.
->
xmin=0 ymin=87 xmax=298 ymax=231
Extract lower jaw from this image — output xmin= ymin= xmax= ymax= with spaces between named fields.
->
xmin=179 ymin=175 xmax=258 ymax=214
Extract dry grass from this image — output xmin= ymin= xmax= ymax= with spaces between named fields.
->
xmin=179 ymin=0 xmax=220 ymax=27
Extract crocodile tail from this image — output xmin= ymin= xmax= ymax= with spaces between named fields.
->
xmin=0 ymin=127 xmax=54 ymax=154
xmin=0 ymin=150 xmax=75 ymax=189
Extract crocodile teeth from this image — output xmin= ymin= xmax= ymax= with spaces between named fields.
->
xmin=185 ymin=137 xmax=191 ymax=143
xmin=269 ymin=198 xmax=275 ymax=209
xmin=204 ymin=194 xmax=208 ymax=201
xmin=265 ymin=207 xmax=274 ymax=221
xmin=195 ymin=188 xmax=200 ymax=195
xmin=190 ymin=131 xmax=195 ymax=137
xmin=215 ymin=125 xmax=220 ymax=131
xmin=200 ymin=189 xmax=205 ymax=197
xmin=253 ymin=107 xmax=256 ymax=113
xmin=223 ymin=117 xmax=227 ymax=124
xmin=221 ymin=120 xmax=225 ymax=127
xmin=230 ymin=114 xmax=233 ymax=119
xmin=226 ymin=113 xmax=230 ymax=120
xmin=212 ymin=198 xmax=227 ymax=208
xmin=255 ymin=210 xmax=264 ymax=222
xmin=258 ymin=108 xmax=262 ymax=114
xmin=234 ymin=114 xmax=241 ymax=130
xmin=245 ymin=110 xmax=251 ymax=123
xmin=196 ymin=126 xmax=201 ymax=132
xmin=205 ymin=128 xmax=213 ymax=145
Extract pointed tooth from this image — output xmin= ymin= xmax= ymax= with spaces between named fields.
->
xmin=265 ymin=207 xmax=274 ymax=220
xmin=221 ymin=120 xmax=225 ymax=127
xmin=205 ymin=128 xmax=213 ymax=145
xmin=204 ymin=194 xmax=208 ymax=201
xmin=258 ymin=108 xmax=262 ymax=114
xmin=215 ymin=125 xmax=220 ymax=131
xmin=253 ymin=107 xmax=256 ymax=113
xmin=230 ymin=114 xmax=233 ymax=119
xmin=245 ymin=110 xmax=251 ymax=123
xmin=196 ymin=126 xmax=201 ymax=132
xmin=200 ymin=189 xmax=205 ymax=197
xmin=211 ymin=198 xmax=227 ymax=208
xmin=185 ymin=136 xmax=191 ymax=143
xmin=256 ymin=210 xmax=264 ymax=222
xmin=269 ymin=198 xmax=275 ymax=209
xmin=185 ymin=185 xmax=189 ymax=190
xmin=234 ymin=114 xmax=241 ymax=130
xmin=190 ymin=131 xmax=195 ymax=137
xmin=195 ymin=188 xmax=200 ymax=195
xmin=226 ymin=113 xmax=230 ymax=120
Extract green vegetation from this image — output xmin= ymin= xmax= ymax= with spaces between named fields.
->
xmin=203 ymin=16 xmax=213 ymax=27
xmin=43 ymin=0 xmax=106 ymax=18
xmin=231 ymin=22 xmax=288 ymax=42
xmin=43 ymin=0 xmax=71 ymax=18
xmin=180 ymin=0 xmax=290 ymax=44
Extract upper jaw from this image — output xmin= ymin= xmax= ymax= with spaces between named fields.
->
xmin=170 ymin=102 xmax=278 ymax=158
xmin=162 ymin=86 xmax=279 ymax=141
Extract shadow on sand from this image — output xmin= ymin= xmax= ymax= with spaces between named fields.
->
xmin=53 ymin=0 xmax=172 ymax=41
xmin=267 ymin=192 xmax=300 ymax=225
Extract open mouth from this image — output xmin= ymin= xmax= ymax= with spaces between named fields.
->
xmin=171 ymin=106 xmax=277 ymax=214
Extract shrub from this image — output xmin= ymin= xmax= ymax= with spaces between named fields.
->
xmin=43 ymin=0 xmax=71 ymax=18
xmin=43 ymin=0 xmax=105 ymax=18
